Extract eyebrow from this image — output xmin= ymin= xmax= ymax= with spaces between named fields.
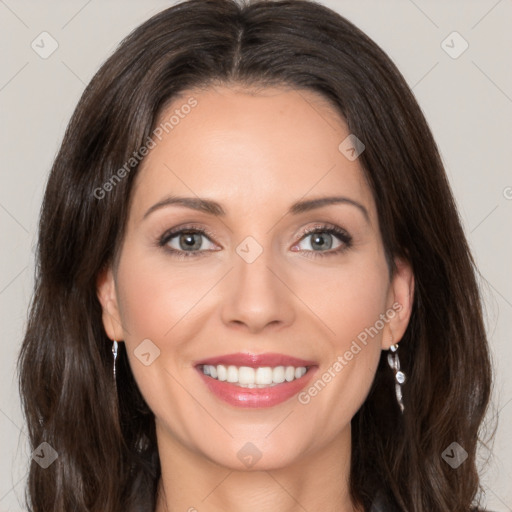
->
xmin=142 ymin=195 xmax=370 ymax=223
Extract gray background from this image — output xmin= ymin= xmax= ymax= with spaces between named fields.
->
xmin=0 ymin=0 xmax=511 ymax=510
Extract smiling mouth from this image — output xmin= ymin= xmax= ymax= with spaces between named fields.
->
xmin=198 ymin=363 xmax=311 ymax=388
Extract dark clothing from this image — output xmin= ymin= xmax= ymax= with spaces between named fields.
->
xmin=369 ymin=488 xmax=493 ymax=512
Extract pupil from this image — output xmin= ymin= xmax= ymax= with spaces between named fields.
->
xmin=312 ymin=233 xmax=332 ymax=250
xmin=181 ymin=233 xmax=201 ymax=250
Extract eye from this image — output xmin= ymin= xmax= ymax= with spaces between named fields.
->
xmin=157 ymin=223 xmax=353 ymax=260
xmin=158 ymin=225 xmax=218 ymax=259
xmin=292 ymin=224 xmax=353 ymax=258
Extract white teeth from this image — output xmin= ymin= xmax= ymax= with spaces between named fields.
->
xmin=285 ymin=366 xmax=295 ymax=382
xmin=272 ymin=366 xmax=285 ymax=383
xmin=295 ymin=367 xmax=307 ymax=379
xmin=238 ymin=366 xmax=255 ymax=385
xmin=226 ymin=365 xmax=238 ymax=383
xmin=255 ymin=367 xmax=273 ymax=385
xmin=216 ymin=364 xmax=227 ymax=381
xmin=200 ymin=364 xmax=309 ymax=387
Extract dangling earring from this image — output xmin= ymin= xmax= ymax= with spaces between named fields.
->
xmin=387 ymin=341 xmax=406 ymax=413
xmin=112 ymin=340 xmax=118 ymax=380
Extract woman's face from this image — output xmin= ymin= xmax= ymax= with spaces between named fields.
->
xmin=98 ymin=85 xmax=413 ymax=470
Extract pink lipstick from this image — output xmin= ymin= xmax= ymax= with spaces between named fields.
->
xmin=194 ymin=352 xmax=318 ymax=408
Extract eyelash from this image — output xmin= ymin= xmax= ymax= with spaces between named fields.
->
xmin=157 ymin=223 xmax=353 ymax=260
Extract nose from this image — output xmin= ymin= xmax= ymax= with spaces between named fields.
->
xmin=220 ymin=242 xmax=296 ymax=334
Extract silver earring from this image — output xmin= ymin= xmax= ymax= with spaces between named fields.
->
xmin=387 ymin=342 xmax=406 ymax=413
xmin=112 ymin=340 xmax=118 ymax=380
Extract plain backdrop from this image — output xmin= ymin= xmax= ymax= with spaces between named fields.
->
xmin=0 ymin=0 xmax=511 ymax=510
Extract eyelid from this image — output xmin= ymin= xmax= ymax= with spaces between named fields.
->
xmin=157 ymin=222 xmax=353 ymax=258
xmin=159 ymin=223 xmax=220 ymax=245
xmin=295 ymin=222 xmax=349 ymax=239
xmin=291 ymin=223 xmax=353 ymax=255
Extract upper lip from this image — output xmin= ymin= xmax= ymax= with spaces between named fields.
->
xmin=194 ymin=352 xmax=317 ymax=368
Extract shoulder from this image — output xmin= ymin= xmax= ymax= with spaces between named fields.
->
xmin=370 ymin=490 xmax=495 ymax=512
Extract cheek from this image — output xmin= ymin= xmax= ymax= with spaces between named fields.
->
xmin=114 ymin=251 xmax=209 ymax=440
xmin=295 ymin=251 xmax=390 ymax=344
xmin=333 ymin=262 xmax=390 ymax=372
xmin=293 ymin=255 xmax=389 ymax=423
xmin=116 ymin=245 xmax=220 ymax=344
xmin=113 ymin=245 xmax=223 ymax=406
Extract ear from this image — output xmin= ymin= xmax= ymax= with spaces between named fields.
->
xmin=381 ymin=257 xmax=415 ymax=350
xmin=96 ymin=264 xmax=124 ymax=342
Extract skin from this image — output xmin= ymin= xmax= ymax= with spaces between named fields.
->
xmin=97 ymin=85 xmax=414 ymax=512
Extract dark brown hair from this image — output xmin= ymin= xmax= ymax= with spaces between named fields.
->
xmin=18 ymin=0 xmax=495 ymax=510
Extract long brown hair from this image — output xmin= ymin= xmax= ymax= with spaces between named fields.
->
xmin=18 ymin=0 xmax=495 ymax=510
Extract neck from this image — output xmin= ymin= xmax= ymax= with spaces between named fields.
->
xmin=154 ymin=422 xmax=363 ymax=512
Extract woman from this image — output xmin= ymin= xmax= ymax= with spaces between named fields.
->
xmin=18 ymin=0 xmax=494 ymax=510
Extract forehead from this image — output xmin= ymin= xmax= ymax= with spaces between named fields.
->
xmin=130 ymin=85 xmax=375 ymax=224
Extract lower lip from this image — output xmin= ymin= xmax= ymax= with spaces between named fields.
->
xmin=196 ymin=366 xmax=318 ymax=408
